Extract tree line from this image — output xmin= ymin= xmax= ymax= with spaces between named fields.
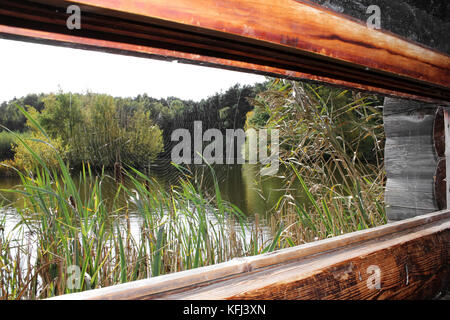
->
xmin=0 ymin=82 xmax=268 ymax=173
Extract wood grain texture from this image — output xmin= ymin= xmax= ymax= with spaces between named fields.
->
xmin=305 ymin=0 xmax=450 ymax=55
xmin=0 ymin=0 xmax=449 ymax=103
xmin=48 ymin=210 xmax=450 ymax=300
xmin=227 ymin=221 xmax=449 ymax=300
xmin=36 ymin=0 xmax=450 ymax=86
xmin=443 ymin=108 xmax=450 ymax=210
xmin=433 ymin=107 xmax=450 ymax=210
xmin=167 ymin=219 xmax=449 ymax=300
xmin=383 ymin=98 xmax=440 ymax=221
xmin=434 ymin=107 xmax=445 ymax=158
xmin=435 ymin=158 xmax=446 ymax=210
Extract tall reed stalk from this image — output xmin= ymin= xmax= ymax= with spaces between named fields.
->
xmin=248 ymin=80 xmax=386 ymax=244
xmin=0 ymin=106 xmax=280 ymax=299
xmin=0 ymin=84 xmax=387 ymax=300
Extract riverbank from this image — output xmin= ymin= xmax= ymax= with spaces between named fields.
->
xmin=1 ymin=80 xmax=387 ymax=299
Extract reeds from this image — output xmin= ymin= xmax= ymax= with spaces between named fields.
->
xmin=249 ymin=80 xmax=386 ymax=245
xmin=0 ymin=83 xmax=387 ymax=299
xmin=0 ymin=158 xmax=261 ymax=299
xmin=0 ymin=108 xmax=278 ymax=299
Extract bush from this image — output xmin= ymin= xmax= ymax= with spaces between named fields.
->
xmin=0 ymin=131 xmax=16 ymax=161
xmin=12 ymin=130 xmax=67 ymax=173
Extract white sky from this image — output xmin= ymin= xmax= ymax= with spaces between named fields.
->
xmin=0 ymin=38 xmax=265 ymax=103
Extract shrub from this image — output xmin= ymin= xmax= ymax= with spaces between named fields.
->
xmin=0 ymin=131 xmax=16 ymax=161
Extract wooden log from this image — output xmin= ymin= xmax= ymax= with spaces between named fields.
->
xmin=435 ymin=158 xmax=446 ymax=210
xmin=0 ymin=0 xmax=449 ymax=103
xmin=168 ymin=218 xmax=449 ymax=300
xmin=32 ymin=0 xmax=450 ymax=87
xmin=443 ymin=108 xmax=450 ymax=210
xmin=433 ymin=106 xmax=450 ymax=210
xmin=383 ymin=98 xmax=441 ymax=221
xmin=48 ymin=210 xmax=450 ymax=300
xmin=305 ymin=0 xmax=450 ymax=55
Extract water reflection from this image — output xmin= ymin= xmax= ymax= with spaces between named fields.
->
xmin=0 ymin=164 xmax=303 ymax=241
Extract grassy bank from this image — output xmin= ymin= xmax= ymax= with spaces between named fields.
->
xmin=0 ymin=115 xmax=277 ymax=298
xmin=0 ymin=163 xmax=259 ymax=299
xmin=0 ymin=82 xmax=386 ymax=299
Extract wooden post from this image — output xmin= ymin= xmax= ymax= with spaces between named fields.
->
xmin=383 ymin=97 xmax=440 ymax=221
xmin=444 ymin=108 xmax=450 ymax=209
xmin=434 ymin=106 xmax=450 ymax=210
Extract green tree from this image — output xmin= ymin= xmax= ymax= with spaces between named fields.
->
xmin=38 ymin=93 xmax=83 ymax=144
xmin=123 ymin=109 xmax=164 ymax=167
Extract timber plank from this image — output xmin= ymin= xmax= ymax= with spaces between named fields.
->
xmin=0 ymin=0 xmax=449 ymax=103
xmin=385 ymin=190 xmax=437 ymax=210
xmin=158 ymin=219 xmax=449 ymax=300
xmin=386 ymin=207 xmax=439 ymax=222
xmin=49 ymin=210 xmax=450 ymax=300
xmin=32 ymin=0 xmax=449 ymax=88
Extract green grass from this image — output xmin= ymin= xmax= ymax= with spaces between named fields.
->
xmin=0 ymin=89 xmax=387 ymax=299
xmin=0 ymin=156 xmax=262 ymax=299
xmin=247 ymin=80 xmax=386 ymax=244
xmin=0 ymin=109 xmax=281 ymax=299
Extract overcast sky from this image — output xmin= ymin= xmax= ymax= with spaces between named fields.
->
xmin=0 ymin=38 xmax=265 ymax=103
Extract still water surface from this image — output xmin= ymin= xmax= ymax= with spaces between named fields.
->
xmin=0 ymin=164 xmax=304 ymax=239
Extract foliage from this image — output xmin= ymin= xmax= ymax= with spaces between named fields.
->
xmin=1 ymin=94 xmax=165 ymax=171
xmin=12 ymin=130 xmax=66 ymax=173
xmin=0 ymin=131 xmax=31 ymax=175
xmin=37 ymin=93 xmax=83 ymax=145
xmin=0 ymin=94 xmax=45 ymax=132
xmin=0 ymin=132 xmax=17 ymax=161
xmin=0 ymin=82 xmax=268 ymax=171
xmin=122 ymin=109 xmax=164 ymax=166
xmin=246 ymin=79 xmax=386 ymax=243
xmin=0 ymin=112 xmax=280 ymax=299
xmin=0 ymin=80 xmax=388 ymax=299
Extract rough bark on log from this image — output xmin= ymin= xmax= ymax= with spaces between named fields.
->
xmin=383 ymin=97 xmax=440 ymax=221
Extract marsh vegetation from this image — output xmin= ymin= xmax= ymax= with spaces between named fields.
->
xmin=0 ymin=79 xmax=386 ymax=299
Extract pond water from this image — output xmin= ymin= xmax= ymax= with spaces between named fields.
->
xmin=0 ymin=163 xmax=305 ymax=240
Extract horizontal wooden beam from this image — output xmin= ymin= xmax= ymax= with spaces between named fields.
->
xmin=49 ymin=210 xmax=450 ymax=300
xmin=0 ymin=0 xmax=449 ymax=103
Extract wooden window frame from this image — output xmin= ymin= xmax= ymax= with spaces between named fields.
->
xmin=1 ymin=0 xmax=449 ymax=300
